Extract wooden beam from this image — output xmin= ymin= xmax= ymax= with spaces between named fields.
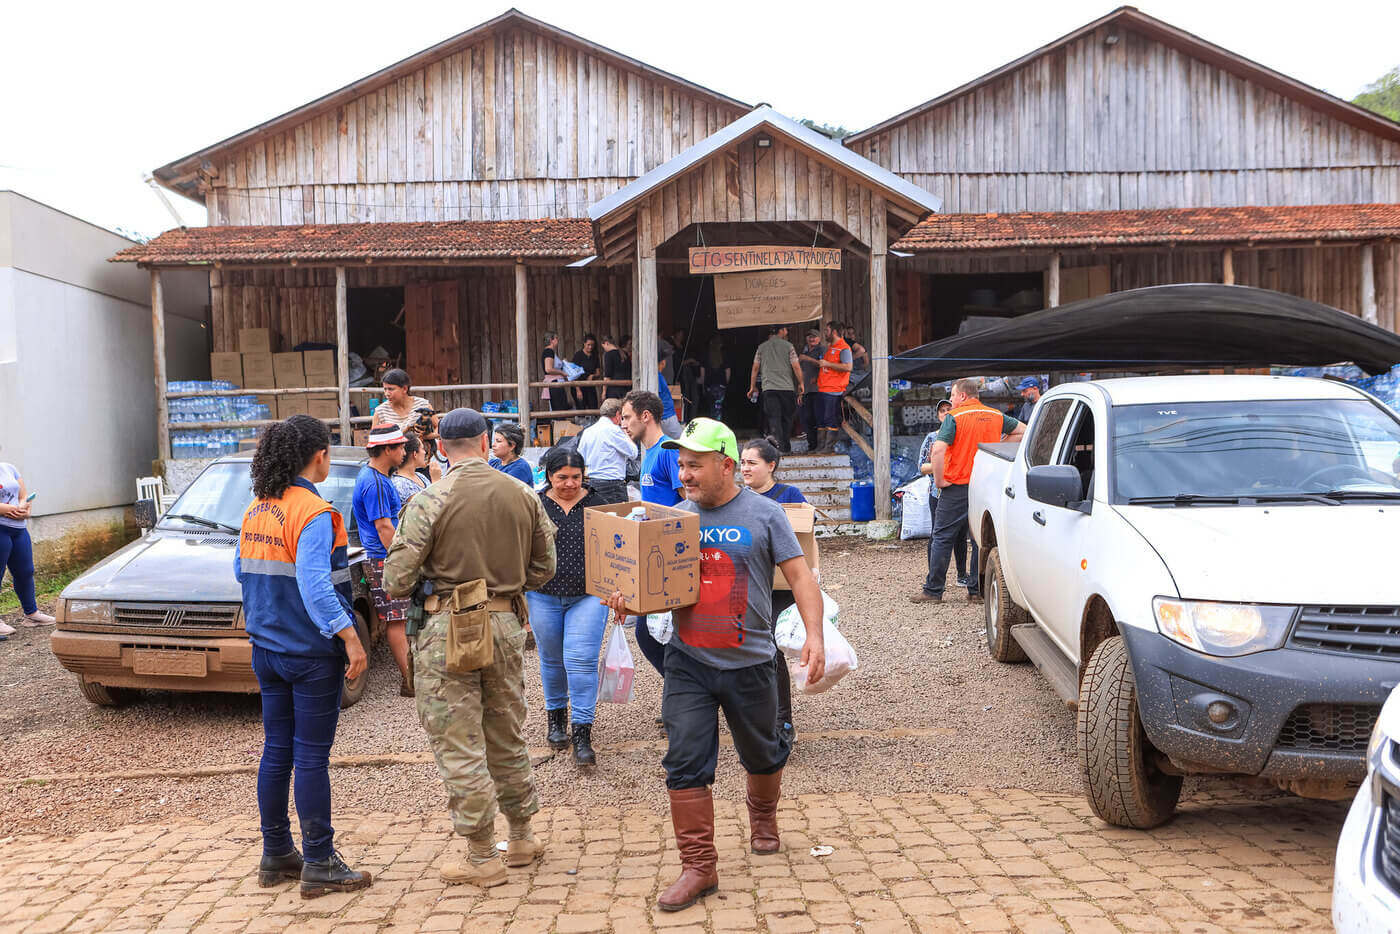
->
xmin=515 ymin=261 xmax=530 ymax=430
xmin=870 ymin=246 xmax=891 ymax=521
xmin=151 ymin=270 xmax=169 ymax=464
xmin=335 ymin=266 xmax=350 ymax=438
xmin=1047 ymin=252 xmax=1061 ymax=308
xmin=841 ymin=421 xmax=874 ymax=460
xmin=635 ymin=198 xmax=659 ymax=394
xmin=1361 ymin=243 xmax=1378 ymax=325
xmin=1222 ymin=247 xmax=1234 ymax=285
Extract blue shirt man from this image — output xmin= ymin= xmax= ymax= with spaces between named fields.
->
xmin=352 ymin=425 xmax=408 ymax=561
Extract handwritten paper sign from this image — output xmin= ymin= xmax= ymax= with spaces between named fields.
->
xmin=713 ymin=270 xmax=823 ymax=330
xmin=689 ymin=246 xmax=842 ymax=275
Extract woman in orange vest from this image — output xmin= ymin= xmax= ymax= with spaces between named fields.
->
xmin=236 ymin=415 xmax=372 ymax=898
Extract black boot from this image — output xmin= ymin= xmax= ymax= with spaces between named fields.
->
xmin=300 ymin=851 xmax=373 ymax=899
xmin=546 ymin=708 xmax=570 ymax=750
xmin=257 ymin=849 xmax=303 ymax=887
xmin=572 ymin=722 xmax=596 ymax=768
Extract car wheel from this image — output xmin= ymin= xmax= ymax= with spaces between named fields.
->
xmin=340 ymin=611 xmax=373 ymax=709
xmin=984 ymin=547 xmax=1029 ymax=663
xmin=1077 ymin=635 xmax=1182 ymax=828
xmin=79 ymin=679 xmax=138 ymax=707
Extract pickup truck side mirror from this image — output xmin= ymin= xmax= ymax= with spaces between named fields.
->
xmin=134 ymin=498 xmax=158 ymax=530
xmin=1026 ymin=465 xmax=1090 ymax=512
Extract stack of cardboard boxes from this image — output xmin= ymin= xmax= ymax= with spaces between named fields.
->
xmin=209 ymin=328 xmax=339 ymax=421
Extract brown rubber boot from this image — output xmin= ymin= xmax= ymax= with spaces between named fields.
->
xmin=657 ymin=787 xmax=719 ymax=911
xmin=746 ymin=770 xmax=783 ymax=854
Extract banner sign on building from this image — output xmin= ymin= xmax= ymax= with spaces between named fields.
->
xmin=713 ymin=270 xmax=823 ymax=330
xmin=688 ymin=245 xmax=842 ymax=275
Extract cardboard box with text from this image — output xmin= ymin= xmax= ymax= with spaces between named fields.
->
xmin=302 ymin=350 xmax=336 ymax=386
xmin=241 ymin=353 xmax=275 ymax=390
xmin=239 ymin=328 xmax=276 ymax=353
xmin=306 ymin=393 xmax=339 ymax=420
xmin=584 ymin=502 xmax=699 ymax=615
xmin=773 ymin=503 xmax=820 ymax=589
xmin=209 ymin=352 xmax=243 ymax=386
xmin=273 ymin=352 xmax=307 ymax=388
xmin=276 ymin=395 xmax=308 ymax=419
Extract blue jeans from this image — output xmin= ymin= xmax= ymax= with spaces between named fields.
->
xmin=526 ymin=592 xmax=610 ymax=724
xmin=0 ymin=525 xmax=37 ymax=615
xmin=252 ymin=646 xmax=343 ymax=860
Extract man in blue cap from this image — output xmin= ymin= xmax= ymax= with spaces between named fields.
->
xmin=1015 ymin=377 xmax=1042 ymax=424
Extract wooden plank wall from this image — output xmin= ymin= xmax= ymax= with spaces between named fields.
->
xmin=207 ymin=25 xmax=742 ymax=225
xmin=850 ymin=27 xmax=1400 ymax=212
xmin=211 ymin=264 xmax=634 ymax=409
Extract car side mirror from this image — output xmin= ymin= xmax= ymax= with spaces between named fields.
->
xmin=134 ymin=498 xmax=157 ymax=530
xmin=1026 ymin=465 xmax=1089 ymax=512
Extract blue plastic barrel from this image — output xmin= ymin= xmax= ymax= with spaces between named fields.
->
xmin=849 ymin=481 xmax=876 ymax=522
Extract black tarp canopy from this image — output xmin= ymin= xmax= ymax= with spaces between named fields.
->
xmin=887 ymin=284 xmax=1400 ymax=382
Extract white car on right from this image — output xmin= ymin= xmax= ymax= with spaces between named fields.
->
xmin=1334 ymin=685 xmax=1400 ymax=933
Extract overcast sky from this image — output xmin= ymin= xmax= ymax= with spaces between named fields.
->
xmin=4 ymin=0 xmax=1397 ymax=240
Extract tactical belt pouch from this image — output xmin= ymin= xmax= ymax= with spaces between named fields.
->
xmin=446 ymin=579 xmax=493 ymax=673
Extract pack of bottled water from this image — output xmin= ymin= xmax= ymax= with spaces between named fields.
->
xmin=169 ymin=381 xmax=273 ymax=460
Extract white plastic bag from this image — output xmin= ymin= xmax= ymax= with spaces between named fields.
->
xmin=898 ymin=475 xmax=933 ymax=540
xmin=774 ymin=592 xmax=857 ymax=694
xmin=646 ymin=611 xmax=673 ymax=646
xmin=789 ymin=622 xmax=858 ymax=694
xmin=561 ymin=359 xmax=586 ymax=381
xmin=774 ymin=591 xmax=840 ymax=657
xmin=597 ymin=617 xmax=635 ymax=704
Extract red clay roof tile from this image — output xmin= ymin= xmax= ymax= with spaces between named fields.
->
xmin=111 ymin=218 xmax=594 ymax=265
xmin=894 ymin=204 xmax=1400 ymax=252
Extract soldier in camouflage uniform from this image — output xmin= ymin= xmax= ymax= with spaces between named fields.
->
xmin=383 ymin=408 xmax=557 ymax=887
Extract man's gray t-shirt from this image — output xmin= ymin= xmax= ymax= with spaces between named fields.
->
xmin=755 ymin=337 xmax=798 ymax=393
xmin=671 ymin=488 xmax=803 ymax=670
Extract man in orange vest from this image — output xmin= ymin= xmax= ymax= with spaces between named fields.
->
xmin=911 ymin=378 xmax=1025 ymax=603
xmin=814 ymin=320 xmax=853 ymax=452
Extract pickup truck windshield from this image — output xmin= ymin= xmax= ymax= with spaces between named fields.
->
xmin=158 ymin=462 xmax=363 ymax=535
xmin=1113 ymin=398 xmax=1400 ymax=502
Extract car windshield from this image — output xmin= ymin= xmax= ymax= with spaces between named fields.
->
xmin=158 ymin=462 xmax=363 ymax=536
xmin=1112 ymin=398 xmax=1400 ymax=502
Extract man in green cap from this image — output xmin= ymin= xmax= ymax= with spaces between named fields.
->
xmin=605 ymin=417 xmax=826 ymax=912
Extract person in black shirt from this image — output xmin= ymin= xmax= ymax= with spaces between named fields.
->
xmin=602 ymin=335 xmax=629 ymax=400
xmin=541 ymin=331 xmax=572 ymax=413
xmin=572 ymin=333 xmax=602 ymax=411
xmin=524 ymin=447 xmax=609 ymax=768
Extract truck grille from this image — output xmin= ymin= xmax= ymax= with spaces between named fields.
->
xmin=1275 ymin=703 xmax=1379 ymax=752
xmin=114 ymin=603 xmax=241 ymax=632
xmin=1381 ymin=790 xmax=1400 ymax=892
xmin=1290 ymin=605 xmax=1400 ymax=658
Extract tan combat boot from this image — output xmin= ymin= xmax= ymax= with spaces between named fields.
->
xmin=506 ymin=817 xmax=546 ymax=867
xmin=657 ymin=787 xmax=719 ymax=911
xmin=746 ymin=770 xmax=783 ymax=855
xmin=441 ymin=829 xmax=508 ymax=887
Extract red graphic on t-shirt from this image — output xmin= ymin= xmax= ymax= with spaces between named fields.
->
xmin=677 ymin=547 xmax=748 ymax=648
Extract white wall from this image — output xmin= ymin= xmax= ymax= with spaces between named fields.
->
xmin=0 ymin=191 xmax=210 ymax=527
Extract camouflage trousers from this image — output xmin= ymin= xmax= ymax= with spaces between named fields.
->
xmin=413 ymin=609 xmax=539 ymax=837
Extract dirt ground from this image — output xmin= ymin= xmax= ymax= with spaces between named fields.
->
xmin=0 ymin=537 xmax=1282 ymax=838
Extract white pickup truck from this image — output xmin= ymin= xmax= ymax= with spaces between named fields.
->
xmin=967 ymin=375 xmax=1400 ymax=828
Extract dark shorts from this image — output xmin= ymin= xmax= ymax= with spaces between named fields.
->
xmin=367 ymin=559 xmax=410 ymax=624
xmin=818 ymin=392 xmax=844 ymax=430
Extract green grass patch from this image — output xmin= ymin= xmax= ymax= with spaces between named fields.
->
xmin=0 ymin=568 xmax=81 ymax=615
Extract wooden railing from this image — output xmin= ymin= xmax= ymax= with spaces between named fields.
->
xmin=841 ymin=397 xmax=876 ymax=459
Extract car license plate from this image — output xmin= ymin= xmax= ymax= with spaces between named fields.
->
xmin=132 ymin=649 xmax=208 ymax=677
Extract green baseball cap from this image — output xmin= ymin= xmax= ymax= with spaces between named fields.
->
xmin=662 ymin=418 xmax=739 ymax=461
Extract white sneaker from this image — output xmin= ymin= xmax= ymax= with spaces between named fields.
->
xmin=0 ymin=620 xmax=15 ymax=635
xmin=21 ymin=611 xmax=55 ymax=628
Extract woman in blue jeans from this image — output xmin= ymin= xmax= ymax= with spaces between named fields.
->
xmin=235 ymin=415 xmax=372 ymax=898
xmin=0 ymin=462 xmax=55 ymax=635
xmin=527 ymin=446 xmax=609 ymax=768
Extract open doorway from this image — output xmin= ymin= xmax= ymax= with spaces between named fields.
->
xmin=667 ymin=275 xmax=775 ymax=434
xmin=348 ymin=287 xmax=405 ymax=369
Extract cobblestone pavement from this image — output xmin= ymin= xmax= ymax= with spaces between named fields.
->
xmin=0 ymin=786 xmax=1343 ymax=933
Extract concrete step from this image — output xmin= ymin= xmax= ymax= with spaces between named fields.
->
xmin=815 ymin=520 xmax=867 ymax=538
xmin=777 ymin=453 xmax=851 ymax=469
xmin=779 ymin=466 xmax=855 ymax=482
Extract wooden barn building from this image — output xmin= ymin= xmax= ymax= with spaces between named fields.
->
xmin=116 ymin=6 xmax=1400 ymax=520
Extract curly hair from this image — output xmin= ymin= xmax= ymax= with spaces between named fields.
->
xmin=251 ymin=414 xmax=331 ymax=499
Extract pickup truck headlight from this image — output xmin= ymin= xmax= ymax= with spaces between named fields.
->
xmin=63 ymin=600 xmax=113 ymax=625
xmin=1152 ymin=597 xmax=1294 ymax=656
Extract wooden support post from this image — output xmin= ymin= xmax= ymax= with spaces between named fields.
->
xmin=1047 ymin=253 xmax=1061 ymax=308
xmin=1222 ymin=247 xmax=1235 ymax=286
xmin=635 ymin=200 xmax=659 ymax=394
xmin=335 ymin=266 xmax=350 ymax=439
xmin=515 ymin=260 xmax=531 ymax=431
xmin=1361 ymin=243 xmax=1378 ymax=325
xmin=150 ymin=269 xmax=169 ymax=465
xmin=870 ymin=197 xmax=891 ymax=522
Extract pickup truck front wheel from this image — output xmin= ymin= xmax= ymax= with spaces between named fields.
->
xmin=1077 ymin=636 xmax=1182 ymax=829
xmin=340 ymin=612 xmax=373 ymax=709
xmin=984 ymin=547 xmax=1029 ymax=663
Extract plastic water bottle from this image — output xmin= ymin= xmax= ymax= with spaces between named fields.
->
xmin=627 ymin=506 xmax=648 ymax=521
